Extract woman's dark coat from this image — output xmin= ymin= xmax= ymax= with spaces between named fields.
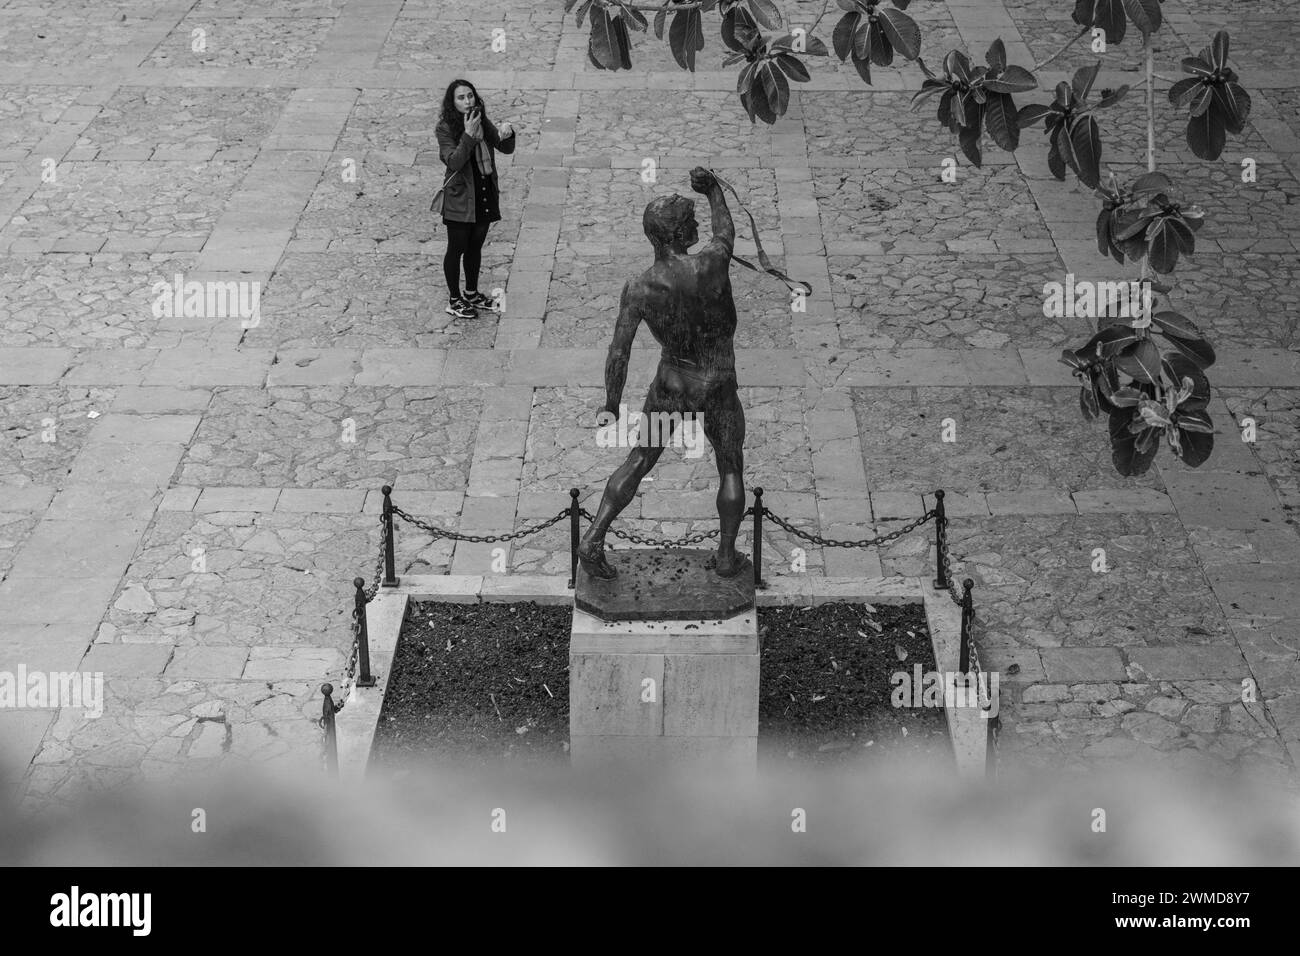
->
xmin=435 ymin=114 xmax=516 ymax=224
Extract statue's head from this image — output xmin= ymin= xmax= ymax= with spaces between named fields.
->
xmin=643 ymin=195 xmax=699 ymax=254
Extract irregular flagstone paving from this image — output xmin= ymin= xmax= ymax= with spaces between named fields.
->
xmin=0 ymin=386 xmax=115 ymax=488
xmin=814 ymin=165 xmax=1052 ymax=245
xmin=1008 ymin=6 xmax=1190 ymax=73
xmin=805 ymin=92 xmax=1013 ymax=166
xmin=851 ymin=387 xmax=1167 ymax=494
xmin=98 ymin=510 xmax=373 ymax=650
xmin=0 ymin=86 xmax=86 ymax=155
xmin=4 ymin=162 xmax=249 ymax=247
xmin=1179 ymin=13 xmax=1300 ymax=71
xmin=830 ymin=252 xmax=1072 ymax=350
xmin=378 ymin=16 xmax=564 ymax=73
xmin=574 ymin=90 xmax=781 ymax=156
xmin=189 ymin=0 xmax=348 ymax=15
xmin=25 ymin=675 xmax=322 ymax=806
xmin=1097 ymin=97 xmax=1274 ymax=167
xmin=178 ymin=386 xmax=481 ymax=489
xmin=0 ymin=10 xmax=145 ymax=66
xmin=245 ymin=252 xmax=502 ymax=349
xmin=1163 ymin=252 xmax=1300 ymax=350
xmin=146 ymin=17 xmax=335 ymax=69
xmin=0 ymin=0 xmax=1299 ymax=811
xmin=1221 ymin=388 xmax=1300 ymax=517
xmin=75 ymin=88 xmax=291 ymax=159
xmin=0 ymin=254 xmax=195 ymax=348
xmin=932 ymin=514 xmax=1231 ymax=650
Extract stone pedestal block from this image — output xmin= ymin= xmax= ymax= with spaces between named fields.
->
xmin=570 ymin=607 xmax=759 ymax=770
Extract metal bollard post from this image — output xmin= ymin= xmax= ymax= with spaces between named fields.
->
xmin=381 ymin=485 xmax=398 ymax=587
xmin=932 ymin=489 xmax=949 ymax=591
xmin=568 ymin=488 xmax=580 ymax=589
xmin=320 ymin=683 xmax=339 ymax=775
xmin=354 ymin=577 xmax=375 ymax=688
xmin=958 ymin=578 xmax=974 ymax=672
xmin=752 ymin=486 xmax=767 ymax=590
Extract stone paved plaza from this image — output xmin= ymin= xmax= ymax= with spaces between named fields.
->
xmin=1 ymin=0 xmax=1299 ymax=807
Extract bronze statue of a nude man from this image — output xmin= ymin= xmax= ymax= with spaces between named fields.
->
xmin=577 ymin=167 xmax=747 ymax=580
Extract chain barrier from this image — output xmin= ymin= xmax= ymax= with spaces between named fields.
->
xmin=577 ymin=506 xmax=754 ymax=548
xmin=392 ymin=505 xmax=570 ymax=544
xmin=764 ymin=507 xmax=935 ymax=550
xmin=364 ymin=514 xmax=387 ymax=601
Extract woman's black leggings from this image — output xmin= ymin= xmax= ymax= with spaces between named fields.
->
xmin=443 ymin=220 xmax=491 ymax=298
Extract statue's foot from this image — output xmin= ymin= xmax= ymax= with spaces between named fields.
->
xmin=577 ymin=540 xmax=618 ymax=580
xmin=708 ymin=549 xmax=747 ymax=578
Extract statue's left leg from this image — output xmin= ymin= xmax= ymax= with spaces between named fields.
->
xmin=578 ymin=375 xmax=679 ymax=579
xmin=578 ymin=442 xmax=663 ymax=579
xmin=703 ymin=385 xmax=746 ymax=577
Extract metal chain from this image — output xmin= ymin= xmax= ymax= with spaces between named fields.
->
xmin=763 ymin=507 xmax=934 ymax=549
xmin=365 ymin=513 xmax=387 ymax=601
xmin=578 ymin=507 xmax=724 ymax=547
xmin=937 ymin=517 xmax=963 ymax=608
xmin=393 ymin=505 xmax=570 ymax=543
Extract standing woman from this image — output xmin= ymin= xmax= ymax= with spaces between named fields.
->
xmin=435 ymin=79 xmax=516 ymax=319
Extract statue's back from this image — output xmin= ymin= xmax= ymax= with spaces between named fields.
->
xmin=632 ymin=247 xmax=737 ymax=371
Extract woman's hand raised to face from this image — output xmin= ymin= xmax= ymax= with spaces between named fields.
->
xmin=464 ymin=109 xmax=483 ymax=139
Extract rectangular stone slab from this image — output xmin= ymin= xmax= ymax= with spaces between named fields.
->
xmin=664 ymin=653 xmax=760 ymax=737
xmin=570 ymin=608 xmax=759 ymax=754
xmin=569 ymin=653 xmax=664 ymax=737
xmin=571 ymin=608 xmax=758 ymax=655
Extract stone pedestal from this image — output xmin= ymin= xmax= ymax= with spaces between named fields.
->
xmin=570 ymin=548 xmax=759 ymax=771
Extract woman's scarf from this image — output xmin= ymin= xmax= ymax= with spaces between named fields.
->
xmin=474 ymin=132 xmax=494 ymax=177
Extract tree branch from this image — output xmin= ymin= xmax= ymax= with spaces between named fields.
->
xmin=1136 ymin=72 xmax=1180 ymax=86
xmin=1032 ymin=26 xmax=1091 ymax=72
xmin=807 ymin=0 xmax=833 ymax=36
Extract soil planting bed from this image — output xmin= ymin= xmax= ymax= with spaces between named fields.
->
xmin=371 ymin=600 xmax=949 ymax=770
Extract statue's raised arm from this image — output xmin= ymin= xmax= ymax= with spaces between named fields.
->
xmin=690 ymin=166 xmax=734 ymax=263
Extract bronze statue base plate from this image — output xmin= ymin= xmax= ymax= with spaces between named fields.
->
xmin=575 ymin=547 xmax=755 ymax=622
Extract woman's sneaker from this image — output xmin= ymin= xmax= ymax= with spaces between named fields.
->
xmin=445 ymin=297 xmax=477 ymax=319
xmin=462 ymin=290 xmax=497 ymax=312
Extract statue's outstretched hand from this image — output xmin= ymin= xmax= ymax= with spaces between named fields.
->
xmin=689 ymin=167 xmax=716 ymax=194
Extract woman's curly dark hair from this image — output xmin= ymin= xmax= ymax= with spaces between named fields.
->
xmin=439 ymin=79 xmax=489 ymax=137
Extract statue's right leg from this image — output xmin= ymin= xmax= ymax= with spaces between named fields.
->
xmin=578 ymin=442 xmax=665 ymax=579
xmin=703 ymin=387 xmax=746 ymax=577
